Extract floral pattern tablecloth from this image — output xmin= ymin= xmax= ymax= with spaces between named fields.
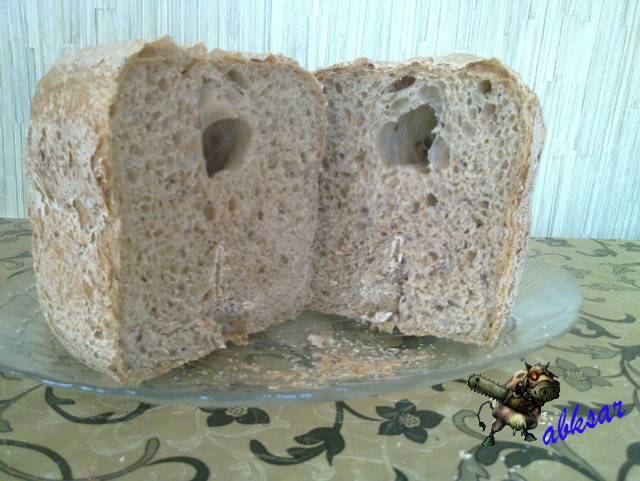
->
xmin=0 ymin=218 xmax=638 ymax=481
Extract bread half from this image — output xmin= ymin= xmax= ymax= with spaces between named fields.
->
xmin=312 ymin=55 xmax=544 ymax=344
xmin=26 ymin=37 xmax=326 ymax=383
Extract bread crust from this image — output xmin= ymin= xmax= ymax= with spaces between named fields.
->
xmin=26 ymin=38 xmax=152 ymax=380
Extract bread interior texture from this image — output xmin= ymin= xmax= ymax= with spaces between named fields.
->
xmin=311 ymin=57 xmax=544 ymax=344
xmin=27 ymin=39 xmax=325 ymax=383
xmin=114 ymin=54 xmax=324 ymax=379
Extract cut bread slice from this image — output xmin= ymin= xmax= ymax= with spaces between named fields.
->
xmin=26 ymin=37 xmax=326 ymax=383
xmin=311 ymin=55 xmax=544 ymax=344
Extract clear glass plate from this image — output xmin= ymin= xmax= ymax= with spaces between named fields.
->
xmin=0 ymin=259 xmax=582 ymax=407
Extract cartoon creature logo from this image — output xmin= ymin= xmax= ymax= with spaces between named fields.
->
xmin=468 ymin=361 xmax=561 ymax=446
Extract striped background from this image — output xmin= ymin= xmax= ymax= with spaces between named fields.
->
xmin=1 ymin=0 xmax=638 ymax=238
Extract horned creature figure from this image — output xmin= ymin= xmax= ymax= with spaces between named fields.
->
xmin=468 ymin=361 xmax=560 ymax=446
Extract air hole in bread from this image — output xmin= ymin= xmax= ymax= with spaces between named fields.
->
xmin=226 ymin=69 xmax=249 ymax=89
xmin=202 ymin=118 xmax=251 ymax=177
xmin=390 ymin=97 xmax=411 ymax=112
xmin=418 ymin=85 xmax=443 ymax=110
xmin=426 ymin=193 xmax=438 ymax=207
xmin=376 ymin=103 xmax=439 ymax=170
xmin=73 ymin=199 xmax=89 ymax=228
xmin=478 ymin=79 xmax=492 ymax=95
xmin=387 ymin=75 xmax=416 ymax=93
xmin=481 ymin=103 xmax=496 ymax=120
xmin=335 ymin=82 xmax=343 ymax=93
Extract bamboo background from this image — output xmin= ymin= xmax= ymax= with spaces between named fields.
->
xmin=1 ymin=0 xmax=638 ymax=238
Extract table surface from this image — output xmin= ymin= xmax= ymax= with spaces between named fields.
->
xmin=0 ymin=218 xmax=638 ymax=481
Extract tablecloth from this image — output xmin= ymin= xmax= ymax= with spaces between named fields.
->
xmin=0 ymin=218 xmax=638 ymax=481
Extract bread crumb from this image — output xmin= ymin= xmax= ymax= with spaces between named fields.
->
xmin=369 ymin=311 xmax=394 ymax=324
xmin=307 ymin=334 xmax=334 ymax=348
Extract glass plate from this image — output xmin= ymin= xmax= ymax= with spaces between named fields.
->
xmin=0 ymin=259 xmax=582 ymax=407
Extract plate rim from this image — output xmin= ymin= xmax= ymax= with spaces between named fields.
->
xmin=0 ymin=259 xmax=583 ymax=407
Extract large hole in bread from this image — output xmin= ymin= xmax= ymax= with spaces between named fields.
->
xmin=202 ymin=118 xmax=251 ymax=177
xmin=376 ymin=103 xmax=450 ymax=170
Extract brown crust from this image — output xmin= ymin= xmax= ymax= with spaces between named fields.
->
xmin=26 ymin=38 xmax=144 ymax=380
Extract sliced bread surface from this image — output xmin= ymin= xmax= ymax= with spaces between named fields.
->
xmin=311 ymin=55 xmax=544 ymax=344
xmin=26 ymin=37 xmax=326 ymax=383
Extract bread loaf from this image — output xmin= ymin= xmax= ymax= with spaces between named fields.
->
xmin=26 ymin=40 xmax=543 ymax=383
xmin=311 ymin=55 xmax=544 ymax=344
xmin=25 ymin=37 xmax=327 ymax=383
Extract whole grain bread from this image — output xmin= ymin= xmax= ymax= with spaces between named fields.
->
xmin=26 ymin=41 xmax=543 ymax=384
xmin=311 ymin=55 xmax=544 ymax=344
xmin=25 ymin=37 xmax=327 ymax=384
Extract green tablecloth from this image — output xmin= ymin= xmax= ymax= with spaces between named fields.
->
xmin=1 ymin=218 xmax=638 ymax=480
